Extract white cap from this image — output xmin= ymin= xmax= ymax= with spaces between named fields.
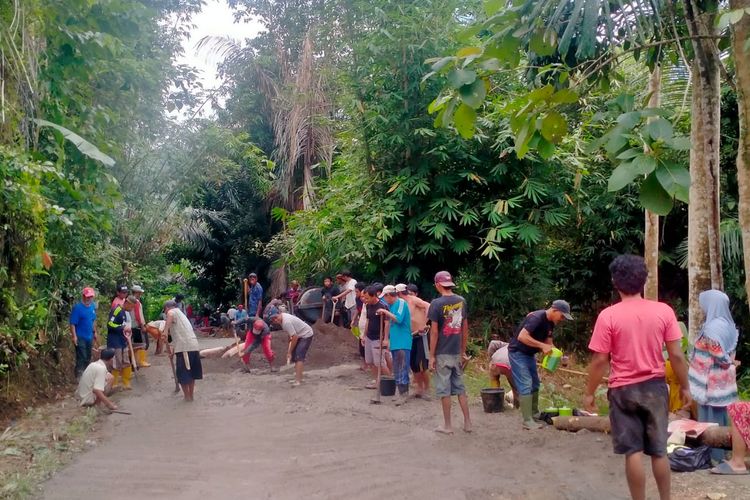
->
xmin=131 ymin=285 xmax=144 ymax=293
xmin=382 ymin=285 xmax=397 ymax=295
xmin=395 ymin=283 xmax=407 ymax=293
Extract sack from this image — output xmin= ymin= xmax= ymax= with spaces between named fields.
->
xmin=668 ymin=445 xmax=712 ymax=472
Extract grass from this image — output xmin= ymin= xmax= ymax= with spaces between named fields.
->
xmin=0 ymin=407 xmax=100 ymax=499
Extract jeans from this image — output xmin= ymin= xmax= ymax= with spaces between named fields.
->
xmin=392 ymin=349 xmax=410 ymax=390
xmin=75 ymin=338 xmax=93 ymax=378
xmin=508 ymin=350 xmax=539 ymax=396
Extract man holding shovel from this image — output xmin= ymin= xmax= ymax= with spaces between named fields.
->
xmin=270 ymin=312 xmax=314 ymax=387
xmin=163 ymin=300 xmax=202 ymax=402
xmin=362 ymin=286 xmax=391 ymax=389
xmin=428 ymin=271 xmax=471 ymax=434
xmin=106 ymin=296 xmax=137 ymax=390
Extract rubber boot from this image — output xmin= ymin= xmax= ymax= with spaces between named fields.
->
xmin=489 ymin=378 xmax=501 ymax=389
xmin=111 ymin=369 xmax=121 ymax=390
xmin=532 ymin=391 xmax=542 ymax=421
xmin=137 ymin=349 xmax=151 ymax=368
xmin=520 ymin=395 xmax=542 ymax=429
xmin=122 ymin=366 xmax=133 ymax=390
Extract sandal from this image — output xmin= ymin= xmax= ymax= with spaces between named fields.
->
xmin=710 ymin=461 xmax=749 ymax=475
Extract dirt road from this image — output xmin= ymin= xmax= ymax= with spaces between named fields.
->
xmin=39 ymin=331 xmax=746 ymax=500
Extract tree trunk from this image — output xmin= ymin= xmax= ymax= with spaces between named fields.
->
xmin=644 ymin=66 xmax=662 ymax=300
xmin=731 ymin=0 xmax=750 ymax=316
xmin=684 ymin=2 xmax=723 ymax=342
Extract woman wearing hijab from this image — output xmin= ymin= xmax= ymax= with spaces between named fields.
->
xmin=688 ymin=289 xmax=739 ymax=462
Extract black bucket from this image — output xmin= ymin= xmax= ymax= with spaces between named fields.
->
xmin=480 ymin=388 xmax=505 ymax=413
xmin=380 ymin=376 xmax=396 ymax=396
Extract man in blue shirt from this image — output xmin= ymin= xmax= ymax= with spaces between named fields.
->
xmin=247 ymin=273 xmax=263 ymax=319
xmin=378 ymin=285 xmax=412 ymax=405
xmin=70 ymin=287 xmax=99 ymax=378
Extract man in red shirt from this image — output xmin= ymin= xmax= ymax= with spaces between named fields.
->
xmin=584 ymin=255 xmax=691 ymax=500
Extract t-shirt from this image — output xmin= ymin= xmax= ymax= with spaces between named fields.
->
xmin=167 ymin=308 xmax=200 ymax=353
xmin=107 ymin=305 xmax=128 ymax=349
xmin=235 ymin=309 xmax=248 ymax=323
xmin=403 ymin=294 xmax=430 ymax=333
xmin=227 ymin=308 xmax=237 ymax=320
xmin=489 ymin=340 xmax=510 ymax=366
xmin=589 ymin=297 xmax=682 ymax=388
xmin=427 ymin=294 xmax=467 ymax=356
xmin=343 ymin=279 xmax=358 ymax=309
xmin=387 ymin=298 xmax=412 ymax=351
xmin=76 ymin=360 xmax=108 ymax=406
xmin=509 ymin=310 xmax=554 ymax=356
xmin=365 ymin=301 xmax=387 ymax=340
xmin=321 ymin=285 xmax=339 ymax=301
xmin=280 ymin=313 xmax=313 ymax=339
xmin=70 ymin=302 xmax=97 ymax=341
xmin=248 ymin=283 xmax=263 ymax=316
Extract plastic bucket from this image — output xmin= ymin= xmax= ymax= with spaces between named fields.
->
xmin=543 ymin=407 xmax=559 ymax=417
xmin=558 ymin=407 xmax=573 ymax=416
xmin=542 ymin=348 xmax=563 ymax=372
xmin=480 ymin=388 xmax=505 ymax=413
xmin=379 ymin=376 xmax=396 ymax=396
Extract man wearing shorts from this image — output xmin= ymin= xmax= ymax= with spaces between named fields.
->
xmin=362 ymin=285 xmax=391 ymax=388
xmin=398 ymin=283 xmax=431 ymax=398
xmin=164 ymin=299 xmax=202 ymax=402
xmin=428 ymin=271 xmax=471 ymax=434
xmin=584 ymin=255 xmax=691 ymax=500
xmin=378 ymin=285 xmax=412 ymax=404
xmin=107 ymin=296 xmax=137 ymax=390
xmin=271 ymin=312 xmax=314 ymax=387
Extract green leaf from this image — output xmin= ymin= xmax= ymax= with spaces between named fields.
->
xmin=616 ymin=148 xmax=641 ymax=160
xmin=459 ymin=79 xmax=487 ymax=109
xmin=428 ymin=94 xmax=452 ymax=114
xmin=537 ymin=137 xmax=555 ymax=159
xmin=529 ymin=29 xmax=556 ymax=56
xmin=644 ymin=117 xmax=674 ymax=142
xmin=480 ymin=58 xmax=501 ymax=71
xmin=616 ymin=111 xmax=641 ymax=129
xmin=540 ymin=111 xmax=567 ymax=143
xmin=514 ymin=117 xmax=534 ymax=158
xmin=447 ymin=69 xmax=477 ymax=89
xmin=527 ymin=84 xmax=555 ymax=103
xmin=549 ymin=88 xmax=579 ymax=104
xmin=454 ymin=104 xmax=477 ymax=139
xmin=430 ymin=56 xmax=456 ymax=72
xmin=34 ymin=119 xmax=115 ymax=167
xmin=668 ymin=136 xmax=691 ymax=151
xmin=630 ymin=154 xmax=658 ymax=176
xmin=608 ymin=161 xmax=641 ymax=191
xmin=484 ymin=0 xmax=504 ymax=16
xmin=639 ymin=172 xmax=674 ymax=215
xmin=614 ymin=94 xmax=635 ymax=112
xmin=456 ymin=46 xmax=483 ymax=58
xmin=605 ymin=132 xmax=629 ymax=155
xmin=655 ymin=162 xmax=691 ymax=202
xmin=451 ymin=238 xmax=473 ymax=254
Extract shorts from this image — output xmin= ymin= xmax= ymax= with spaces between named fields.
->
xmin=435 ymin=354 xmax=466 ymax=397
xmin=608 ymin=377 xmax=669 ymax=457
xmin=111 ymin=347 xmax=130 ymax=370
xmin=410 ymin=334 xmax=429 ymax=373
xmin=291 ymin=336 xmax=313 ymax=362
xmin=175 ymin=351 xmax=203 ymax=384
xmin=364 ymin=336 xmax=387 ymax=368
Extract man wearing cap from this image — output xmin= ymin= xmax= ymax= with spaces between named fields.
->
xmin=428 ymin=271 xmax=472 ymax=434
xmin=107 ymin=295 xmax=137 ymax=390
xmin=508 ymin=299 xmax=572 ymax=429
xmin=130 ymin=285 xmax=150 ymax=368
xmin=76 ymin=348 xmax=118 ymax=410
xmin=70 ymin=287 xmax=99 ymax=378
xmin=270 ymin=312 xmax=314 ymax=387
xmin=163 ymin=299 xmax=202 ymax=401
xmin=240 ymin=318 xmax=276 ymax=372
xmin=247 ymin=273 xmax=263 ymax=319
xmin=399 ymin=283 xmax=432 ymax=398
xmin=377 ymin=285 xmax=412 ymax=404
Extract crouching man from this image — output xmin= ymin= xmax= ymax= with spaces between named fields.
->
xmin=76 ymin=348 xmax=118 ymax=411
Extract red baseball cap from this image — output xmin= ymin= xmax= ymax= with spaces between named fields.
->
xmin=82 ymin=287 xmax=95 ymax=298
xmin=434 ymin=271 xmax=455 ymax=287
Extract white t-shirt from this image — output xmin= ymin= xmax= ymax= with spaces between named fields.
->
xmin=358 ymin=303 xmax=368 ymax=336
xmin=344 ymin=278 xmax=357 ymax=309
xmin=489 ymin=340 xmax=510 ymax=366
xmin=227 ymin=307 xmax=238 ymax=320
xmin=167 ymin=308 xmax=200 ymax=353
xmin=280 ymin=313 xmax=314 ymax=339
xmin=76 ymin=360 xmax=108 ymax=406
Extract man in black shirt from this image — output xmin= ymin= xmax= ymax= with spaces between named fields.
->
xmin=508 ymin=300 xmax=572 ymax=429
xmin=362 ymin=286 xmax=391 ymax=388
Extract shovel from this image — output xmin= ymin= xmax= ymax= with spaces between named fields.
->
xmin=167 ymin=347 xmax=180 ymax=393
xmin=126 ymin=335 xmax=139 ymax=380
xmin=370 ymin=314 xmax=385 ymax=405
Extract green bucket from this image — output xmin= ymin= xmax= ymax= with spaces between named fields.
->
xmin=541 ymin=348 xmax=563 ymax=372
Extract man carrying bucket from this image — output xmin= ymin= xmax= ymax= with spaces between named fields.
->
xmin=508 ymin=300 xmax=572 ymax=429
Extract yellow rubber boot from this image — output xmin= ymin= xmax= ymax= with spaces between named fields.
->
xmin=137 ymin=349 xmax=151 ymax=368
xmin=489 ymin=378 xmax=501 ymax=389
xmin=122 ymin=366 xmax=133 ymax=390
xmin=111 ymin=369 xmax=121 ymax=390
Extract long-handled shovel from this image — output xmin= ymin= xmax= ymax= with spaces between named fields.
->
xmin=370 ymin=314 xmax=385 ymax=405
xmin=166 ymin=346 xmax=180 ymax=393
xmin=330 ymin=300 xmax=336 ymax=324
xmin=126 ymin=336 xmax=139 ymax=380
